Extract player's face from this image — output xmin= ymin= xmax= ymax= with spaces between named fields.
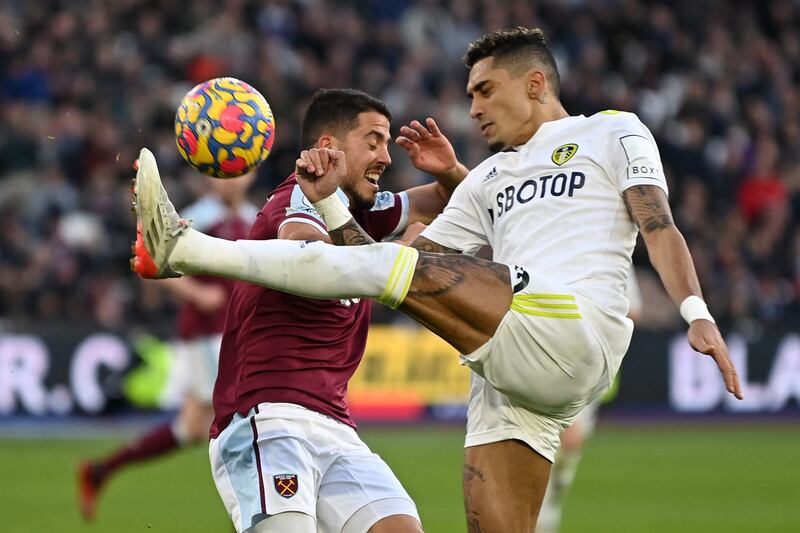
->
xmin=467 ymin=57 xmax=535 ymax=152
xmin=337 ymin=111 xmax=392 ymax=210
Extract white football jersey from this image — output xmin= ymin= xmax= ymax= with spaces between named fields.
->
xmin=422 ymin=111 xmax=667 ymax=364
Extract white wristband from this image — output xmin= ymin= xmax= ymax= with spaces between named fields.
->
xmin=679 ymin=295 xmax=715 ymax=324
xmin=312 ymin=194 xmax=352 ymax=231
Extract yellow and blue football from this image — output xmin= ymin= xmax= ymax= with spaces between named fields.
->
xmin=175 ymin=77 xmax=275 ymax=178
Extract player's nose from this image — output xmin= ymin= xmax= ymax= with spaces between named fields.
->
xmin=469 ymin=100 xmax=483 ymax=121
xmin=378 ymin=144 xmax=391 ymax=166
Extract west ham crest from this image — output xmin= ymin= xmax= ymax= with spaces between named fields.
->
xmin=273 ymin=474 xmax=298 ymax=498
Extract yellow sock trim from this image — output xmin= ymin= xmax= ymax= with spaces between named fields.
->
xmin=378 ymin=247 xmax=418 ymax=309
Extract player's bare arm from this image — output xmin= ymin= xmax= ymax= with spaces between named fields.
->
xmin=623 ymin=185 xmax=743 ymax=399
xmin=278 ymin=222 xmax=332 ymax=243
xmin=329 ymin=219 xmax=375 ymax=246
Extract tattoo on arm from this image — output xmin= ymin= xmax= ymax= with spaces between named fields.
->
xmin=328 ymin=219 xmax=375 ymax=246
xmin=623 ymin=185 xmax=674 ymax=233
xmin=410 ymin=235 xmax=461 ymax=254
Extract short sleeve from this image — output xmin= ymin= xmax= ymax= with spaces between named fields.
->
xmin=277 ymin=184 xmax=335 ymax=236
xmin=357 ymin=191 xmax=409 ymax=241
xmin=606 ymin=112 xmax=668 ymax=196
xmin=420 ymin=173 xmax=489 ymax=254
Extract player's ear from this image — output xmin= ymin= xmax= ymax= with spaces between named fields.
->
xmin=318 ymin=135 xmax=333 ymax=149
xmin=526 ymin=70 xmax=546 ymax=101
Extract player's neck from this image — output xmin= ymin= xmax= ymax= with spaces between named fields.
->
xmin=514 ymin=103 xmax=570 ymax=147
xmin=533 ymin=102 xmax=570 ymax=132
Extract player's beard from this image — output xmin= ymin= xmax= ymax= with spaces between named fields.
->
xmin=349 ymin=189 xmax=377 ymax=211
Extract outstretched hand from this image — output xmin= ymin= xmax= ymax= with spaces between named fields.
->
xmin=687 ymin=320 xmax=743 ymax=400
xmin=396 ymin=118 xmax=459 ymax=177
xmin=295 ymin=148 xmax=347 ymax=203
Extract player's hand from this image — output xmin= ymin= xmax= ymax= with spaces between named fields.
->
xmin=394 ymin=221 xmax=427 ymax=246
xmin=295 ymin=148 xmax=347 ymax=202
xmin=397 ymin=118 xmax=459 ymax=177
xmin=687 ymin=320 xmax=743 ymax=400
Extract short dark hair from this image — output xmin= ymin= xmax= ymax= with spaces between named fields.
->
xmin=301 ymin=89 xmax=392 ymax=149
xmin=463 ymin=27 xmax=560 ymax=96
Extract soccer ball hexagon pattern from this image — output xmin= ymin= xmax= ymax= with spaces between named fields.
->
xmin=175 ymin=77 xmax=275 ymax=178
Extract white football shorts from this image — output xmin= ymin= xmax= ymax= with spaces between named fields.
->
xmin=461 ymin=270 xmax=631 ymax=462
xmin=170 ymin=334 xmax=222 ymax=403
xmin=209 ymin=403 xmax=419 ymax=533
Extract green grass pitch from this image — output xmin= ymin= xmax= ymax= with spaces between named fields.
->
xmin=1 ymin=423 xmax=799 ymax=532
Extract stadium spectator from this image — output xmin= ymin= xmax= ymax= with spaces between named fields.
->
xmin=2 ymin=0 xmax=799 ymax=329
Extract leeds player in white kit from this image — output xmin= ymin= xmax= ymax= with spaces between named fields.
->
xmin=131 ymin=27 xmax=743 ymax=533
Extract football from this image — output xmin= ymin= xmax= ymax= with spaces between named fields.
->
xmin=174 ymin=77 xmax=275 ymax=178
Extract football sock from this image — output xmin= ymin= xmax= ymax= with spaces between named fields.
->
xmin=170 ymin=228 xmax=418 ymax=309
xmin=98 ymin=423 xmax=180 ymax=482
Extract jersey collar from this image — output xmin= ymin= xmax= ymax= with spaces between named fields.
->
xmin=513 ymin=114 xmax=586 ymax=153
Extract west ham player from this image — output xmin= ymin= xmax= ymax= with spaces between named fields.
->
xmin=192 ymin=89 xmax=462 ymax=533
xmin=130 ymin=29 xmax=743 ymax=532
xmin=78 ymin=173 xmax=257 ymax=521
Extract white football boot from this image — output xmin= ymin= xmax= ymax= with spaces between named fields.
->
xmin=130 ymin=147 xmax=188 ymax=279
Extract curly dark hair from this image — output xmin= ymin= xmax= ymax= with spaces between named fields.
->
xmin=463 ymin=27 xmax=560 ymax=96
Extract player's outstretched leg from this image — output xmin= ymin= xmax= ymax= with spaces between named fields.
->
xmin=131 ymin=147 xmax=513 ymax=355
xmin=131 ymin=148 xmax=416 ymax=303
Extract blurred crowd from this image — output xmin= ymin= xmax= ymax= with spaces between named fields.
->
xmin=1 ymin=0 xmax=799 ymax=332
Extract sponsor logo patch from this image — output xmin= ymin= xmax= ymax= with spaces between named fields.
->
xmin=551 ymin=143 xmax=578 ymax=166
xmin=273 ymin=474 xmax=298 ymax=498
